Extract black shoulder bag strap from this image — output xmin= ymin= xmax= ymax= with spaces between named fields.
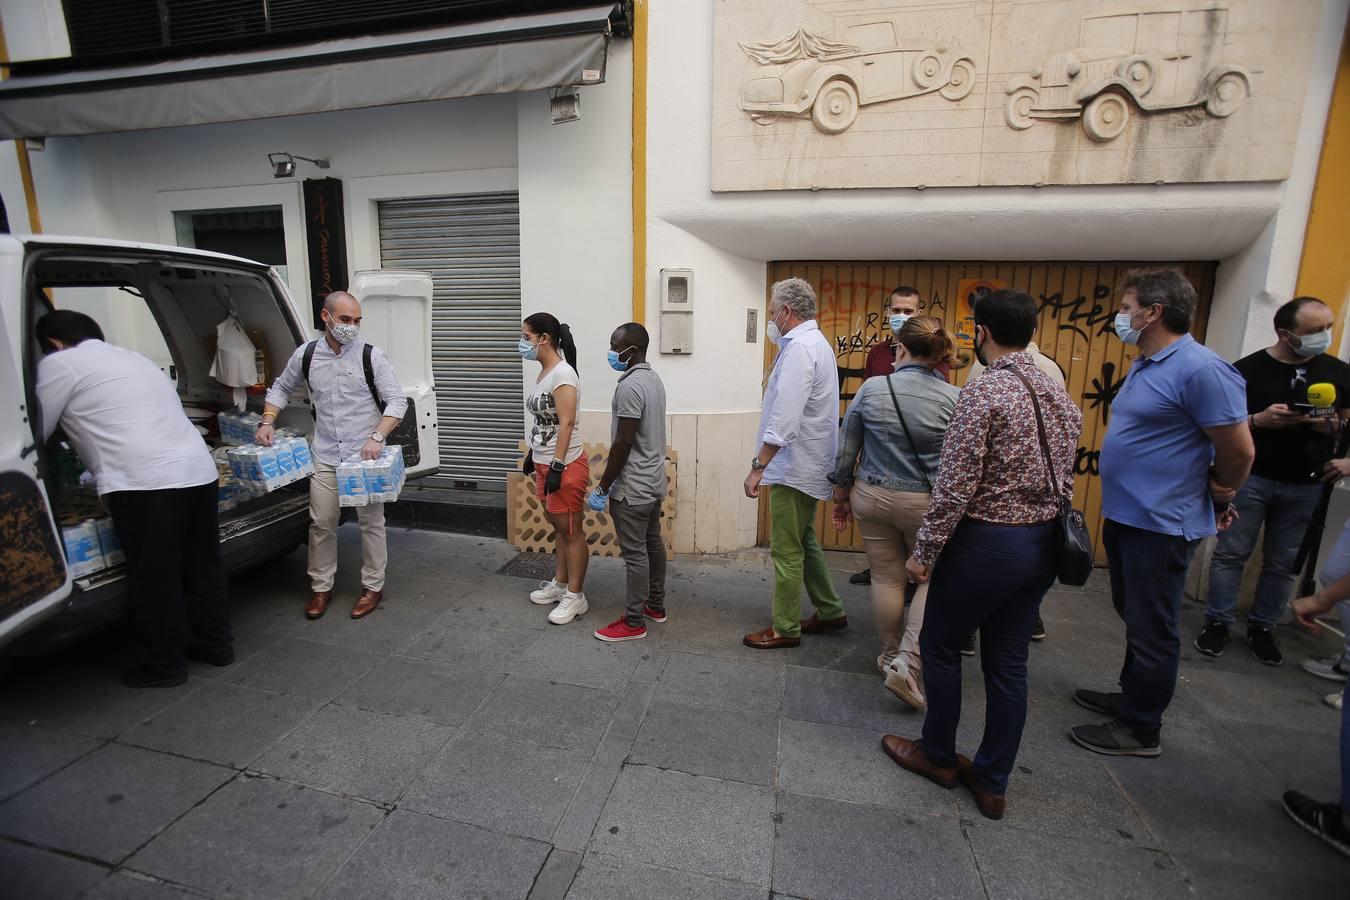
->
xmin=884 ymin=373 xmax=933 ymax=491
xmin=361 ymin=344 xmax=384 ymax=411
xmin=1006 ymin=366 xmax=1063 ymax=507
xmin=300 ymin=340 xmax=319 ymax=420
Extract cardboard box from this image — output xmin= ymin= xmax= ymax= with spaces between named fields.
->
xmin=95 ymin=517 xmax=125 ymax=567
xmin=61 ymin=520 xmax=104 ymax=578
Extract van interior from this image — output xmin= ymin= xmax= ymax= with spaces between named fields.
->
xmin=25 ymin=249 xmax=316 ymax=587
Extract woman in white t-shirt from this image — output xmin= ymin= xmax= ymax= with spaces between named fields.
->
xmin=519 ymin=312 xmax=591 ymax=624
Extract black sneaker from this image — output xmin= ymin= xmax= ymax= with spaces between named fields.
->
xmin=120 ymin=666 xmax=188 ymax=689
xmin=849 ymin=569 xmax=872 ymax=586
xmin=1030 ymin=617 xmax=1047 ymax=642
xmin=961 ymin=631 xmax=977 ymax=657
xmin=1194 ymin=620 xmax=1230 ymax=658
xmin=1069 ymin=720 xmax=1161 ymax=757
xmin=1072 ymin=688 xmax=1122 ymax=717
xmin=1248 ymin=625 xmax=1283 ymax=666
xmin=1282 ymin=791 xmax=1350 ymax=859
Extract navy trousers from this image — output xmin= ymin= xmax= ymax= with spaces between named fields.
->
xmin=1102 ymin=519 xmax=1198 ymax=735
xmin=920 ymin=518 xmax=1057 ymax=793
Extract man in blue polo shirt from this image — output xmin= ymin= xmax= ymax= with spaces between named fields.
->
xmin=1070 ymin=270 xmax=1254 ymax=757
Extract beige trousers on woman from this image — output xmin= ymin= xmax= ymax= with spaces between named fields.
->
xmin=850 ymin=480 xmax=930 ymax=676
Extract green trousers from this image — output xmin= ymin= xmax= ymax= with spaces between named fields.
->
xmin=770 ymin=484 xmax=845 ymax=638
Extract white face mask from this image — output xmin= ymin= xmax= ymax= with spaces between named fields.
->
xmin=766 ymin=308 xmax=786 ymax=346
xmin=328 ymin=321 xmax=359 ymax=346
xmin=1291 ymin=329 xmax=1333 ymax=358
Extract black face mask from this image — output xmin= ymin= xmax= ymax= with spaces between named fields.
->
xmin=973 ymin=326 xmax=988 ymax=368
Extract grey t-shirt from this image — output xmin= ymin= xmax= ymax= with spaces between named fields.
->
xmin=609 ymin=363 xmax=667 ymax=504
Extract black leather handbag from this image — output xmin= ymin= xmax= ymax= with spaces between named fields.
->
xmin=1008 ymin=368 xmax=1093 ymax=587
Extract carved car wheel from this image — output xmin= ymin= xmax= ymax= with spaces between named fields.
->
xmin=750 ymin=114 xmax=778 ymax=126
xmin=1005 ymin=87 xmax=1038 ymax=130
xmin=1082 ymin=92 xmax=1130 ymax=142
xmin=1205 ymin=72 xmax=1248 ymax=118
xmin=939 ymin=58 xmax=977 ymax=101
xmin=811 ymin=79 xmax=859 ymax=134
xmin=913 ymin=53 xmax=943 ymax=89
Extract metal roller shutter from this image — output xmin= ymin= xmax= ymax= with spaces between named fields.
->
xmin=378 ymin=192 xmax=521 ymax=491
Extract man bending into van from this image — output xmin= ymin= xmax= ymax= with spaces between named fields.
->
xmin=35 ymin=310 xmax=231 ymax=688
xmin=257 ymin=291 xmax=406 ymax=620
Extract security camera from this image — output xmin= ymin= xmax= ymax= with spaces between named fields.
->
xmin=272 ymin=156 xmax=295 ymax=178
xmin=267 ymin=151 xmax=329 ymax=178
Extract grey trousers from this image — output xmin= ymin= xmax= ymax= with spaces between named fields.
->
xmin=612 ymin=496 xmax=667 ymax=626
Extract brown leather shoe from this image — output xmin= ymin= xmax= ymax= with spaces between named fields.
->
xmin=351 ymin=588 xmax=383 ymax=619
xmin=306 ymin=590 xmax=332 ymax=620
xmin=957 ymin=754 xmax=1007 ymax=820
xmin=880 ymin=734 xmax=958 ymax=789
xmin=742 ymin=626 xmax=800 ymax=649
xmin=800 ymin=613 xmax=848 ymax=634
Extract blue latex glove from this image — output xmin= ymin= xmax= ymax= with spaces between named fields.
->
xmin=586 ymin=487 xmax=609 ymax=511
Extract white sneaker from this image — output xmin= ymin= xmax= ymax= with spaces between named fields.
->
xmin=1326 ymin=691 xmax=1344 ymax=712
xmin=1302 ymin=656 xmax=1350 ymax=683
xmin=548 ymin=591 xmax=588 ymax=625
xmin=530 ymin=579 xmax=567 ymax=605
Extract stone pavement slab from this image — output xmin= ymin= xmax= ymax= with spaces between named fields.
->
xmin=0 ymin=838 xmax=108 ymax=900
xmin=253 ymin=704 xmax=456 ymax=804
xmin=467 ymin=675 xmax=620 ymax=753
xmin=84 ymin=871 xmax=206 ymax=899
xmin=120 ymin=680 xmax=323 ymax=768
xmin=506 ymin=627 xmax=648 ymax=692
xmin=772 ymin=792 xmax=983 ymax=900
xmin=781 ymin=664 xmax=901 ymax=732
xmin=592 ymin=765 xmax=775 ymax=887
xmin=565 ymin=853 xmax=769 ymax=900
xmin=400 ymin=730 xmax=591 ymax=841
xmin=219 ymin=636 xmax=383 ymax=703
xmin=0 ymin=720 xmax=101 ymax=802
xmin=320 ymin=809 xmax=550 ymax=900
xmin=0 ymin=660 xmax=201 ymax=739
xmin=627 ymin=699 xmax=778 ymax=785
xmin=655 ymin=651 xmax=782 ymax=713
xmin=334 ymin=653 xmax=503 ymax=726
xmin=127 ymin=775 xmax=385 ymax=899
xmin=401 ymin=622 xmax=525 ymax=671
xmin=0 ymin=742 xmax=232 ymax=863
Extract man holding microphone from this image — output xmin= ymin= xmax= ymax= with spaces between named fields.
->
xmin=256 ymin=291 xmax=406 ymax=620
xmin=1196 ymin=296 xmax=1350 ymax=666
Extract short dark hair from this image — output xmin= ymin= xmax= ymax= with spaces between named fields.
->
xmin=1121 ymin=270 xmax=1195 ymax=334
xmin=615 ymin=322 xmax=650 ymax=354
xmin=1274 ymin=296 xmax=1328 ymax=332
xmin=36 ymin=310 xmax=104 ymax=351
xmin=973 ymin=289 xmax=1037 ymax=348
xmin=890 ymin=285 xmax=919 ymax=299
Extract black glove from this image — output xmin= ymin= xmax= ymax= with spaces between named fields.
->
xmin=544 ymin=460 xmax=564 ymax=495
xmin=522 ymin=452 xmax=534 ymax=476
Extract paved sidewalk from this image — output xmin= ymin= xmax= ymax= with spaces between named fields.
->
xmin=1 ymin=528 xmax=1346 ymax=899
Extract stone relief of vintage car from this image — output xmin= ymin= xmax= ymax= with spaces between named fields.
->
xmin=738 ymin=23 xmax=977 ymax=134
xmin=1004 ymin=7 xmax=1252 ymax=142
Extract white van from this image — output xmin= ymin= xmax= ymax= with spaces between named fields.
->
xmin=0 ymin=235 xmax=438 ymax=651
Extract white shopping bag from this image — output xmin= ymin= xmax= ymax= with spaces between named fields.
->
xmin=209 ymin=315 xmax=260 ymax=409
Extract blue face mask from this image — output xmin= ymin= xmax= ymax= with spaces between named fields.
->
xmin=889 ymin=313 xmax=911 ymax=334
xmin=1113 ymin=310 xmax=1145 ymax=346
xmin=607 ymin=346 xmax=636 ymax=372
xmin=517 ymin=337 xmax=539 ymax=361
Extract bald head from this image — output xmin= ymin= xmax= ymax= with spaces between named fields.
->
xmin=324 ymin=291 xmax=360 ymax=317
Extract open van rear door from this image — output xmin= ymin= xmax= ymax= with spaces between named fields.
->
xmin=0 ymin=291 xmax=71 ymax=646
xmin=349 ymin=270 xmax=440 ymax=478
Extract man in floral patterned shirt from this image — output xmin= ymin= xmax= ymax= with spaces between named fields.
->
xmin=880 ymin=289 xmax=1082 ymax=821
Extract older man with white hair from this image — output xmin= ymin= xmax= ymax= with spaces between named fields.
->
xmin=743 ymin=278 xmax=847 ymax=649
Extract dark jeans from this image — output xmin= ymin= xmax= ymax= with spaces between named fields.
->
xmin=1103 ymin=519 xmax=1198 ymax=735
xmin=104 ymin=481 xmax=232 ymax=677
xmin=611 ymin=497 xmax=666 ymax=627
xmin=920 ymin=518 xmax=1057 ymax=794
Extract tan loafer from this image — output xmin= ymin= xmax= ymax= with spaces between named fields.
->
xmin=880 ymin=734 xmax=958 ymax=789
xmin=957 ymin=754 xmax=1007 ymax=820
xmin=800 ymin=614 xmax=848 ymax=634
xmin=742 ymin=626 xmax=800 ymax=649
xmin=306 ymin=590 xmax=332 ymax=620
xmin=351 ymin=588 xmax=383 ymax=619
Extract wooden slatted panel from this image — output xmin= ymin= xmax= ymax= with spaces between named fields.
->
xmin=761 ymin=261 xmax=1217 ymax=563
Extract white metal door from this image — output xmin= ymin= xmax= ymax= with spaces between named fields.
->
xmin=378 ymin=193 xmax=521 ymax=491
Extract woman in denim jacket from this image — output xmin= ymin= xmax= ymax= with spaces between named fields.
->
xmin=830 ymin=317 xmax=960 ymax=710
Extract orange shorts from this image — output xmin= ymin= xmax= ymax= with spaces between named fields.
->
xmin=534 ymin=455 xmax=590 ymax=515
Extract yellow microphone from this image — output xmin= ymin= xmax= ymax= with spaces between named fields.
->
xmin=1305 ymin=382 xmax=1337 ymax=417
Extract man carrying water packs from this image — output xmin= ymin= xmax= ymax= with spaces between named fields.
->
xmin=257 ymin=291 xmax=406 ymax=620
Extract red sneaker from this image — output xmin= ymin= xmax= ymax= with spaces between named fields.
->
xmin=643 ymin=605 xmax=668 ymax=624
xmin=594 ymin=618 xmax=647 ymax=642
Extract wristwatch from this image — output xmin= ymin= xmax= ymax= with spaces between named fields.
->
xmin=369 ymin=432 xmax=385 ymax=443
xmin=750 ymin=457 xmax=767 ymax=471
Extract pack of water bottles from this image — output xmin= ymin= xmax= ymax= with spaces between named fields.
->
xmin=217 ymin=409 xmax=264 ymax=445
xmin=337 ymin=446 xmax=406 ymax=507
xmin=226 ymin=430 xmax=316 ymax=496
xmin=60 ymin=517 xmax=125 ymax=578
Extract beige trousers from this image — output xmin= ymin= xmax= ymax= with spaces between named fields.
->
xmin=850 ymin=480 xmax=930 ymax=676
xmin=309 ymin=460 xmax=387 ymax=592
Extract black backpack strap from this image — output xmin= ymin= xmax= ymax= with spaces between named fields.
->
xmin=362 ymin=343 xmax=384 ymax=412
xmin=301 ymin=340 xmax=318 ymax=388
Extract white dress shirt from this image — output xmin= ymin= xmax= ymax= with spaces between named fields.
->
xmin=266 ymin=337 xmax=407 ymax=466
xmin=36 ymin=340 xmax=217 ymax=495
xmin=758 ymin=319 xmax=840 ymax=500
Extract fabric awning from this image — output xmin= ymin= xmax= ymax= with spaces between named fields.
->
xmin=0 ymin=3 xmax=617 ymax=139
